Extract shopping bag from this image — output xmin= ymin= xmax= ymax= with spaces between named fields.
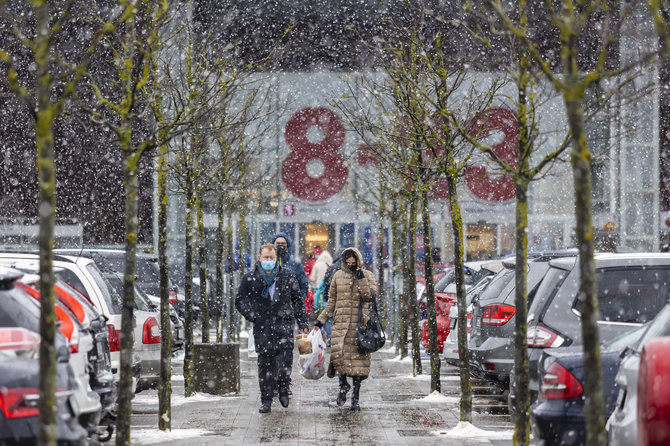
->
xmin=247 ymin=329 xmax=257 ymax=358
xmin=298 ymin=329 xmax=326 ymax=380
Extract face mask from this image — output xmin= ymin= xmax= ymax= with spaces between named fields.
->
xmin=346 ymin=262 xmax=357 ymax=272
xmin=276 ymin=245 xmax=287 ymax=257
xmin=261 ymin=260 xmax=276 ymax=271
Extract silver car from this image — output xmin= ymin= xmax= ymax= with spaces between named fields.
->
xmin=607 ymin=303 xmax=670 ymax=445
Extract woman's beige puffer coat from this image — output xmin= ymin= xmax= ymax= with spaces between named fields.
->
xmin=317 ymin=247 xmax=377 ymax=377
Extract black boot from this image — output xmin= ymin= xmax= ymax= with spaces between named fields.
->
xmin=336 ymin=375 xmax=350 ymax=407
xmin=350 ymin=377 xmax=361 ymax=411
xmin=259 ymin=401 xmax=271 ymax=413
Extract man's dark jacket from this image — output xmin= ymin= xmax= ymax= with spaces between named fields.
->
xmin=272 ymin=232 xmax=309 ymax=300
xmin=235 ymin=263 xmax=308 ymax=353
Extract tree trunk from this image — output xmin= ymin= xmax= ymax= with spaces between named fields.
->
xmin=183 ymin=175 xmax=195 ymax=397
xmin=215 ymin=188 xmax=225 ymax=342
xmin=116 ymin=152 xmax=139 ymax=446
xmin=513 ymin=180 xmax=530 ymax=445
xmin=197 ymin=186 xmax=209 ymax=343
xmin=240 ymin=206 xmax=248 ymax=274
xmin=448 ymin=175 xmax=472 ymax=423
xmin=376 ymin=206 xmax=387 ymax=328
xmin=34 ymin=3 xmax=57 ymax=443
xmin=513 ymin=39 xmax=532 ymax=444
xmin=226 ymin=212 xmax=235 ymax=341
xmin=421 ymin=187 xmax=441 ymax=393
xmin=566 ymin=98 xmax=606 ymax=446
xmin=399 ymin=198 xmax=410 ymax=359
xmin=407 ymin=193 xmax=422 ymax=375
xmin=390 ymin=199 xmax=402 ymax=352
xmin=157 ymin=143 xmax=172 ymax=431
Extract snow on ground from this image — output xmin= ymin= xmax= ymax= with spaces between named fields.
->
xmin=414 ymin=391 xmax=460 ymax=404
xmin=131 ymin=428 xmax=213 ymax=444
xmin=396 ymin=373 xmax=431 ymax=381
xmin=133 ymin=391 xmax=243 ymax=406
xmin=171 ymin=374 xmax=184 ymax=382
xmin=387 ymin=354 xmax=413 ymax=363
xmin=380 ymin=345 xmax=397 ymax=354
xmin=432 ymin=421 xmax=514 ymax=439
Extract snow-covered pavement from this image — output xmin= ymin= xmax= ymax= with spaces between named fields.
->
xmin=127 ymin=342 xmax=516 ymax=445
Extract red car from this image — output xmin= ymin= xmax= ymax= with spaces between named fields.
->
xmin=637 ymin=336 xmax=670 ymax=446
xmin=420 ymin=299 xmax=453 ymax=352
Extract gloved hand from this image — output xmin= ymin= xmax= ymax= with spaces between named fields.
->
xmin=355 ymin=269 xmax=364 ymax=280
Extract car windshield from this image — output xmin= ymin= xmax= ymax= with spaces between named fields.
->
xmin=603 ymin=323 xmax=648 ymax=350
xmin=573 ymin=267 xmax=670 ymax=324
xmin=85 ymin=264 xmax=123 ymax=314
xmin=434 ymin=269 xmax=455 ymax=293
xmin=477 ymin=268 xmax=514 ymax=302
xmin=103 ymin=272 xmax=154 ymax=311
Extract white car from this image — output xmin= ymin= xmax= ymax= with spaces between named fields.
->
xmin=0 ymin=252 xmax=142 ymax=393
xmin=607 ymin=303 xmax=670 ymax=446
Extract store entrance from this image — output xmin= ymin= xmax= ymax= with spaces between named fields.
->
xmin=299 ymin=223 xmax=336 ymax=258
xmin=466 ymin=224 xmax=496 ymax=260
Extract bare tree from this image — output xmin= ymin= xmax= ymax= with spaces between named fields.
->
xmin=481 ymin=1 xmax=655 ymax=444
xmin=0 ymin=1 xmax=110 ymax=442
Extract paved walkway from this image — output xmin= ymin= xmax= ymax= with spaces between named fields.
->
xmin=128 ymin=338 xmax=515 ymax=445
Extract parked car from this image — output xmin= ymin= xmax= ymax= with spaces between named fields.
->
xmin=103 ymin=271 xmax=161 ymax=391
xmin=57 ymin=249 xmax=190 ymax=319
xmin=0 ymin=267 xmax=88 ymax=445
xmin=15 ymin=278 xmax=103 ymax=435
xmin=607 ymin=301 xmax=670 ymax=446
xmin=521 ymin=252 xmax=670 ymax=416
xmin=2 ymin=259 xmax=118 ymax=427
xmin=421 ymin=261 xmax=502 ymax=355
xmin=443 ymin=273 xmax=495 ymax=366
xmin=418 ymin=261 xmax=496 ymax=320
xmin=636 ymin=336 xmax=670 ymax=446
xmin=0 ymin=252 xmax=142 ymax=394
xmin=530 ymin=324 xmax=646 ymax=446
xmin=470 ymin=250 xmax=579 ymax=389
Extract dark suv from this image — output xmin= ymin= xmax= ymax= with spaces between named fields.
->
xmin=514 ymin=252 xmax=670 ymax=413
xmin=469 ymin=250 xmax=578 ymax=387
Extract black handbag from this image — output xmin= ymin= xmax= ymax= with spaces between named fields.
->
xmin=357 ymin=288 xmax=386 ymax=354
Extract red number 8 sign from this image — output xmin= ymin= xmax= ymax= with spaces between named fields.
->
xmin=282 ymin=107 xmax=349 ymax=201
xmin=465 ymin=107 xmax=518 ymax=202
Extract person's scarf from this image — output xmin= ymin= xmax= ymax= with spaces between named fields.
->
xmin=259 ymin=262 xmax=279 ymax=300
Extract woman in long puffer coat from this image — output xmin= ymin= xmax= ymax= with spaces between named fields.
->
xmin=313 ymin=247 xmax=376 ymax=411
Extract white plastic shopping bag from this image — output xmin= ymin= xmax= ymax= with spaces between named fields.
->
xmin=247 ymin=326 xmax=257 ymax=358
xmin=299 ymin=329 xmax=326 ymax=380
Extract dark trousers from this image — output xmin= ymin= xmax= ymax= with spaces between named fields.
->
xmin=258 ymin=348 xmax=292 ymax=403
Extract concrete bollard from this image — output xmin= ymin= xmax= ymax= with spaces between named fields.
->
xmin=193 ymin=343 xmax=240 ymax=395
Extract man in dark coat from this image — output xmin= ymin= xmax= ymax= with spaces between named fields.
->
xmin=235 ymin=243 xmax=309 ymax=413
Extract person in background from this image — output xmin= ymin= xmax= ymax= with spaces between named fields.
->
xmin=309 ymin=249 xmax=333 ymax=323
xmin=303 ymin=246 xmax=322 ymax=278
xmin=314 ymin=247 xmax=376 ymax=411
xmin=235 ymin=244 xmax=308 ymax=413
xmin=272 ymin=232 xmax=309 ymax=395
xmin=272 ymin=232 xmax=309 ymax=301
xmin=317 ymin=249 xmax=342 ymax=345
xmin=225 ymin=241 xmax=251 ymax=273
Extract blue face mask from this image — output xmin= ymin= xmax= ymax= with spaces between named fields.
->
xmin=261 ymin=260 xmax=276 ymax=271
